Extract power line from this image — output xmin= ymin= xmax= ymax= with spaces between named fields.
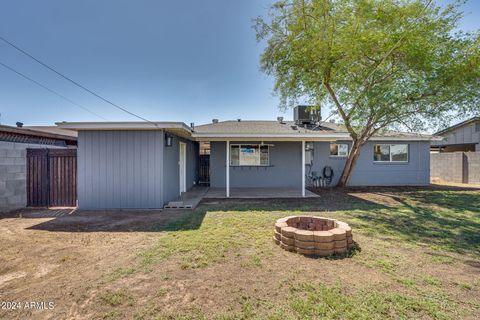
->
xmin=0 ymin=60 xmax=108 ymax=120
xmin=0 ymin=35 xmax=157 ymax=126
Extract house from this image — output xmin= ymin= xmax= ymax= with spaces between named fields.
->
xmin=56 ymin=107 xmax=436 ymax=210
xmin=0 ymin=124 xmax=77 ymax=213
xmin=430 ymin=117 xmax=480 ymax=152
xmin=430 ymin=117 xmax=480 ymax=184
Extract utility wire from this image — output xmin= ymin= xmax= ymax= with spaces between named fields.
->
xmin=0 ymin=35 xmax=157 ymax=126
xmin=0 ymin=60 xmax=108 ymax=120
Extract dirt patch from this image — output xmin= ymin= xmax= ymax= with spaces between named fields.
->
xmin=0 ymin=189 xmax=479 ymax=319
xmin=0 ymin=208 xmax=190 ymax=319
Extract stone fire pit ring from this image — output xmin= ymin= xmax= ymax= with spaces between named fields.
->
xmin=273 ymin=216 xmax=353 ymax=257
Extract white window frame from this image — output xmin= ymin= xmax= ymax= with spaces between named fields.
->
xmin=330 ymin=143 xmax=349 ymax=157
xmin=230 ymin=144 xmax=270 ymax=166
xmin=373 ymin=144 xmax=409 ymax=163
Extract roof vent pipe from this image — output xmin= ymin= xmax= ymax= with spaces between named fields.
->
xmin=190 ymin=122 xmax=195 ymax=131
xmin=277 ymin=117 xmax=285 ymax=124
xmin=16 ymin=122 xmax=23 ymax=128
xmin=237 ymin=119 xmax=241 ymax=122
xmin=212 ymin=119 xmax=219 ymax=124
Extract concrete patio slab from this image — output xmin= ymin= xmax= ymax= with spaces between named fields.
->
xmin=204 ymin=187 xmax=319 ymax=199
xmin=165 ymin=186 xmax=209 ymax=209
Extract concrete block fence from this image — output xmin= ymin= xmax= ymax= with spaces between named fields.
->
xmin=0 ymin=141 xmax=63 ymax=213
xmin=431 ymin=152 xmax=480 ymax=184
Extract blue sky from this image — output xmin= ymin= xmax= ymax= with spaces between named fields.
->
xmin=0 ymin=0 xmax=478 ymax=126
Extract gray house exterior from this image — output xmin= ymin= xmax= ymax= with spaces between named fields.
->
xmin=58 ymin=117 xmax=435 ymax=210
xmin=209 ymin=140 xmax=429 ymax=188
xmin=431 ymin=117 xmax=480 ymax=152
xmin=65 ymin=123 xmax=198 ymax=209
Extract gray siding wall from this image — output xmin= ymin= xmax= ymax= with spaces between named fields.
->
xmin=433 ymin=122 xmax=480 ymax=146
xmin=309 ymin=141 xmax=351 ymax=186
xmin=209 ymin=140 xmax=430 ymax=188
xmin=162 ymin=134 xmax=198 ymax=205
xmin=210 ymin=141 xmax=302 ymax=188
xmin=78 ymin=131 xmax=164 ymax=209
xmin=348 ymin=141 xmax=430 ymax=186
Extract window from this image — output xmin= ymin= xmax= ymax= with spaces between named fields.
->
xmin=373 ymin=144 xmax=408 ymax=162
xmin=230 ymin=144 xmax=270 ymax=166
xmin=475 ymin=123 xmax=480 ymax=132
xmin=330 ymin=143 xmax=349 ymax=157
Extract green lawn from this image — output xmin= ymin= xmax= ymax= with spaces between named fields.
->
xmin=100 ymin=188 xmax=480 ymax=319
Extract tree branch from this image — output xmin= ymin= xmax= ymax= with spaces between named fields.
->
xmin=323 ymin=80 xmax=357 ymax=139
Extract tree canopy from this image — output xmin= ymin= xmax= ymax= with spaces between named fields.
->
xmin=255 ymin=0 xmax=480 ymax=185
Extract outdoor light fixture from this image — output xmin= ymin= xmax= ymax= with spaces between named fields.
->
xmin=165 ymin=133 xmax=173 ymax=147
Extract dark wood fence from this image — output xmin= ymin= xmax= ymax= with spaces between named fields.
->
xmin=27 ymin=148 xmax=77 ymax=207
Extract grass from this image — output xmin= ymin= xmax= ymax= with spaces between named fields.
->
xmin=101 ymin=188 xmax=480 ymax=319
xmin=99 ymin=289 xmax=134 ymax=307
xmin=137 ymin=189 xmax=479 ymax=271
xmin=285 ymin=282 xmax=453 ymax=320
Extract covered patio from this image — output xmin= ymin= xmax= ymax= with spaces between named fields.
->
xmin=204 ymin=187 xmax=319 ymax=199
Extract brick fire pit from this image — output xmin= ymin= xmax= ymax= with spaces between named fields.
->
xmin=273 ymin=216 xmax=353 ymax=257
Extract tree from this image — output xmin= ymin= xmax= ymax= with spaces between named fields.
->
xmin=255 ymin=0 xmax=480 ymax=186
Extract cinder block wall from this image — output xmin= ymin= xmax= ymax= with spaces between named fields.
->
xmin=465 ymin=152 xmax=480 ymax=184
xmin=430 ymin=152 xmax=465 ymax=183
xmin=430 ymin=151 xmax=480 ymax=184
xmin=0 ymin=141 xmax=63 ymax=213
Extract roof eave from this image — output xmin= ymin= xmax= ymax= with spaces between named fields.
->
xmin=434 ymin=117 xmax=480 ymax=136
xmin=192 ymin=133 xmax=438 ymax=141
xmin=0 ymin=125 xmax=77 ymax=141
xmin=56 ymin=121 xmax=192 ymax=133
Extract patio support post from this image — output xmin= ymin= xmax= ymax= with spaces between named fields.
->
xmin=302 ymin=140 xmax=305 ymax=197
xmin=226 ymin=140 xmax=230 ymax=197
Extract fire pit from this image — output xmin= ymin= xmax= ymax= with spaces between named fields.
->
xmin=273 ymin=216 xmax=353 ymax=257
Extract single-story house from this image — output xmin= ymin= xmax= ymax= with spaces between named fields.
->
xmin=430 ymin=117 xmax=480 ymax=152
xmin=56 ymin=107 xmax=437 ymax=210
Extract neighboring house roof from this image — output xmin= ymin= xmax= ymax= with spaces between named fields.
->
xmin=23 ymin=126 xmax=78 ymax=138
xmin=434 ymin=117 xmax=480 ymax=136
xmin=56 ymin=120 xmax=438 ymax=141
xmin=0 ymin=124 xmax=77 ymax=146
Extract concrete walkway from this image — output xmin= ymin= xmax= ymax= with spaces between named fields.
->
xmin=164 ymin=186 xmax=209 ymax=209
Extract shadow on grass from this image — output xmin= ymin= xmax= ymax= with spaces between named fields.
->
xmin=24 ymin=190 xmax=383 ymax=233
xmin=22 ymin=187 xmax=480 ymax=255
xmin=347 ymin=191 xmax=480 ymax=254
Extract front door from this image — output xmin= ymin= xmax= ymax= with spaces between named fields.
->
xmin=179 ymin=142 xmax=186 ymax=195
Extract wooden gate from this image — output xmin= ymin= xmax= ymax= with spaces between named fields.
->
xmin=27 ymin=148 xmax=77 ymax=207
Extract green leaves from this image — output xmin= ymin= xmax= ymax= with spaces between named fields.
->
xmin=256 ymin=0 xmax=480 ymax=134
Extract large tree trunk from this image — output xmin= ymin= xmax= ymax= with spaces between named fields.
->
xmin=338 ymin=139 xmax=364 ymax=187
